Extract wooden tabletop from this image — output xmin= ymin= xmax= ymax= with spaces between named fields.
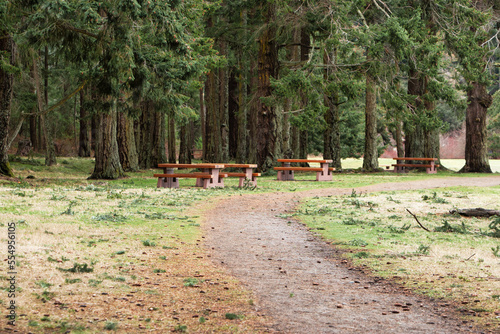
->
xmin=222 ymin=164 xmax=257 ymax=168
xmin=277 ymin=159 xmax=333 ymax=163
xmin=393 ymin=158 xmax=437 ymax=161
xmin=158 ymin=163 xmax=225 ymax=169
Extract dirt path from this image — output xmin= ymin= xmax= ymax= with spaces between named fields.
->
xmin=203 ymin=177 xmax=500 ymax=333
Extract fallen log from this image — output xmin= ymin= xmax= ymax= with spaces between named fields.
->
xmin=449 ymin=208 xmax=500 ymax=217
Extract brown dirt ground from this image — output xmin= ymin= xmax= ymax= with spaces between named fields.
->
xmin=203 ymin=177 xmax=500 ymax=334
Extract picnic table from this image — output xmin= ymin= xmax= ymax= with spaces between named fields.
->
xmin=274 ymin=159 xmax=334 ymax=181
xmin=222 ymin=164 xmax=260 ymax=187
xmin=155 ymin=163 xmax=226 ymax=189
xmin=392 ymin=157 xmax=439 ymax=174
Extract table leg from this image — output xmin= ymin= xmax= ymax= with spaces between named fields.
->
xmin=427 ymin=161 xmax=437 ymax=174
xmin=240 ymin=168 xmax=256 ymax=187
xmin=282 ymin=162 xmax=294 ymax=181
xmin=159 ymin=168 xmax=179 ymax=188
xmin=317 ymin=163 xmax=332 ymax=181
xmin=204 ymin=168 xmax=224 ymax=188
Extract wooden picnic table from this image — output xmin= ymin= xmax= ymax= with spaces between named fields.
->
xmin=222 ymin=164 xmax=260 ymax=187
xmin=274 ymin=159 xmax=334 ymax=181
xmin=155 ymin=163 xmax=226 ymax=189
xmin=392 ymin=157 xmax=439 ymax=174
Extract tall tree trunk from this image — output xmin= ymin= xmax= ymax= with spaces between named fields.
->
xmin=228 ymin=69 xmax=239 ymax=160
xmin=395 ymin=118 xmax=404 ymax=158
xmin=199 ymin=88 xmax=206 ymax=160
xmin=236 ymin=64 xmax=248 ymax=162
xmin=167 ymin=113 xmax=176 ymax=163
xmin=236 ymin=10 xmax=248 ymax=163
xmin=43 ymin=114 xmax=57 ymax=166
xmin=299 ymin=130 xmax=308 ymax=161
xmin=282 ymin=100 xmax=291 ymax=158
xmin=298 ymin=28 xmax=309 ymax=165
xmin=90 ymin=100 xmax=125 ymax=179
xmin=363 ymin=72 xmax=379 ymax=171
xmin=290 ymin=126 xmax=300 ymax=159
xmin=78 ymin=89 xmax=91 ymax=157
xmin=323 ymin=49 xmax=341 ymax=170
xmin=219 ymin=44 xmax=229 ymax=162
xmin=255 ymin=5 xmax=278 ymax=172
xmin=117 ymin=111 xmax=139 ymax=171
xmin=248 ymin=57 xmax=258 ymax=163
xmin=406 ymin=71 xmax=440 ymax=164
xmin=0 ymin=33 xmax=14 ymax=177
xmin=405 ymin=70 xmax=426 ymax=162
xmin=29 ymin=116 xmax=38 ymax=150
xmin=178 ymin=121 xmax=192 ymax=164
xmin=204 ymin=72 xmax=221 ymax=162
xmin=138 ymin=101 xmax=166 ymax=169
xmin=32 ymin=53 xmax=56 ymax=166
xmin=461 ymin=82 xmax=492 ymax=172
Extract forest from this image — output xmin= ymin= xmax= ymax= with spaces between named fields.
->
xmin=1 ymin=0 xmax=500 ymax=179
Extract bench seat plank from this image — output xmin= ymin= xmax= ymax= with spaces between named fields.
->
xmin=158 ymin=163 xmax=225 ymax=169
xmin=393 ymin=157 xmax=437 ymax=161
xmin=392 ymin=164 xmax=440 ymax=168
xmin=277 ymin=159 xmax=333 ymax=164
xmin=223 ymin=164 xmax=258 ymax=168
xmin=154 ymin=173 xmax=213 ymax=179
xmin=225 ymin=172 xmax=261 ymax=177
xmin=274 ymin=167 xmax=324 ymax=172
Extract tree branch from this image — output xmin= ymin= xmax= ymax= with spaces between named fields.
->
xmin=406 ymin=209 xmax=430 ymax=232
xmin=55 ymin=22 xmax=100 ymax=39
xmin=22 ymin=80 xmax=87 ymax=118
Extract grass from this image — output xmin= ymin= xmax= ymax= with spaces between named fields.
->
xmin=0 ymin=156 xmax=499 ymax=332
xmin=296 ymin=186 xmax=500 ymax=329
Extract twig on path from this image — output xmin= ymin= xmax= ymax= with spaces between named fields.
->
xmin=466 ymin=253 xmax=476 ymax=261
xmin=406 ymin=209 xmax=430 ymax=232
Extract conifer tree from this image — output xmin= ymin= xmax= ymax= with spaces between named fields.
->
xmin=446 ymin=0 xmax=497 ymax=172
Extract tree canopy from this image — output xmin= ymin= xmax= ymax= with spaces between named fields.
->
xmin=1 ymin=0 xmax=499 ymax=177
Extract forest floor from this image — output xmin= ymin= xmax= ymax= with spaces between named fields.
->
xmin=204 ymin=176 xmax=500 ymax=334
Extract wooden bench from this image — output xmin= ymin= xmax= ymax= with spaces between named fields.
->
xmin=155 ymin=163 xmax=226 ymax=189
xmin=392 ymin=157 xmax=439 ymax=174
xmin=222 ymin=164 xmax=260 ymax=188
xmin=274 ymin=159 xmax=334 ymax=181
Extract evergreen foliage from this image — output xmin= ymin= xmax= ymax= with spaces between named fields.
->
xmin=1 ymin=0 xmax=499 ymax=176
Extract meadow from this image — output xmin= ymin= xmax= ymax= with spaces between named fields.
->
xmin=0 ymin=157 xmax=499 ymax=332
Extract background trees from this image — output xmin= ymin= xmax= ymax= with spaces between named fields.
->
xmin=1 ymin=0 xmax=499 ymax=177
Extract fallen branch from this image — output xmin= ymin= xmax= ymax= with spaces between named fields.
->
xmin=406 ymin=209 xmax=430 ymax=232
xmin=449 ymin=208 xmax=500 ymax=217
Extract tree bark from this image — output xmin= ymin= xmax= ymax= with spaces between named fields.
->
xmin=228 ymin=69 xmax=239 ymax=160
xmin=236 ymin=10 xmax=248 ymax=163
xmin=236 ymin=63 xmax=248 ymax=163
xmin=0 ymin=33 xmax=14 ymax=177
xmin=395 ymin=118 xmax=404 ymax=158
xmin=450 ymin=208 xmax=499 ymax=217
xmin=199 ymin=88 xmax=206 ymax=161
xmin=363 ymin=72 xmax=379 ymax=171
xmin=405 ymin=71 xmax=426 ymax=161
xmin=32 ymin=53 xmax=56 ymax=166
xmin=204 ymin=72 xmax=222 ymax=162
xmin=167 ymin=113 xmax=176 ymax=163
xmin=29 ymin=115 xmax=38 ymax=151
xmin=78 ymin=89 xmax=91 ymax=157
xmin=178 ymin=121 xmax=192 ymax=164
xmin=298 ymin=28 xmax=309 ymax=166
xmin=323 ymin=49 xmax=341 ymax=170
xmin=138 ymin=100 xmax=166 ymax=169
xmin=90 ymin=100 xmax=125 ymax=179
xmin=255 ymin=4 xmax=278 ymax=172
xmin=461 ymin=82 xmax=492 ymax=173
xmin=117 ymin=111 xmax=138 ymax=171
